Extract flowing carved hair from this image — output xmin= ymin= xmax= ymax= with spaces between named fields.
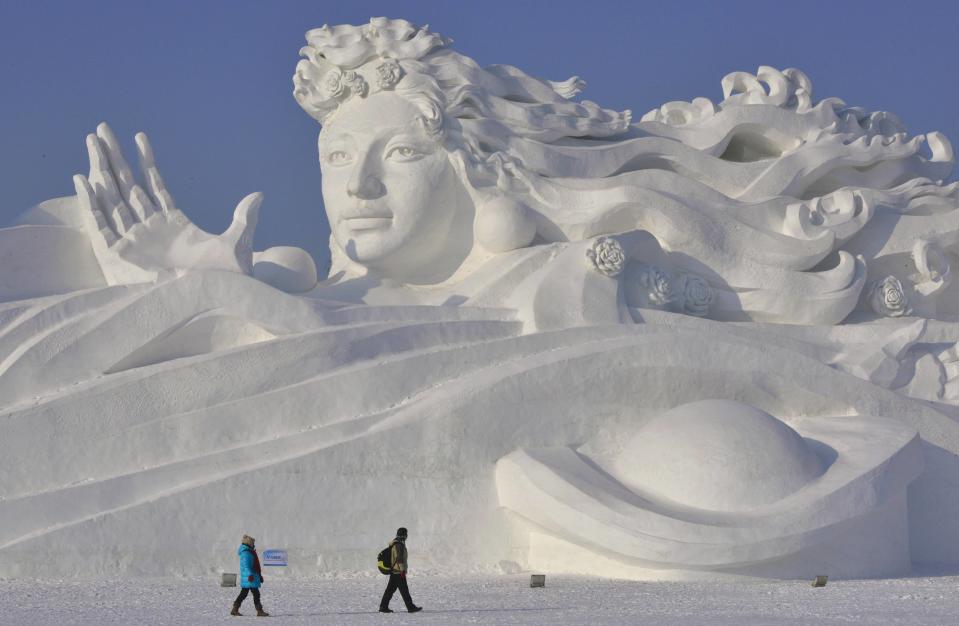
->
xmin=294 ymin=18 xmax=959 ymax=324
xmin=293 ymin=17 xmax=630 ymax=193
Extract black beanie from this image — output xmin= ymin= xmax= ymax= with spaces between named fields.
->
xmin=396 ymin=527 xmax=408 ymax=539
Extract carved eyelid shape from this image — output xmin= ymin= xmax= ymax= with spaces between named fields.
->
xmin=320 ymin=133 xmax=356 ymax=164
xmin=383 ymin=134 xmax=432 ymax=158
xmin=321 ymin=147 xmax=353 ymax=165
xmin=385 ymin=146 xmax=423 ymax=161
xmin=326 ymin=150 xmax=352 ymax=164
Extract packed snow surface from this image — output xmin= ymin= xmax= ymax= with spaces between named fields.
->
xmin=6 ymin=574 xmax=959 ymax=625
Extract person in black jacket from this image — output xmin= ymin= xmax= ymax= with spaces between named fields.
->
xmin=379 ymin=527 xmax=422 ymax=613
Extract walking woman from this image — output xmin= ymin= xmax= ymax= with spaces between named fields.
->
xmin=231 ymin=535 xmax=270 ymax=617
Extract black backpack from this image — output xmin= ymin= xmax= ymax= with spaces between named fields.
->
xmin=377 ymin=545 xmax=392 ymax=575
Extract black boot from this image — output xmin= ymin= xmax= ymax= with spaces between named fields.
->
xmin=408 ymin=605 xmax=422 ymax=613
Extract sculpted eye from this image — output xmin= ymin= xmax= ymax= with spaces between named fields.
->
xmin=386 ymin=145 xmax=423 ymax=161
xmin=326 ymin=150 xmax=352 ymax=165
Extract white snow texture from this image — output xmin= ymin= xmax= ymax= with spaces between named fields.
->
xmin=3 ymin=17 xmax=959 ymax=583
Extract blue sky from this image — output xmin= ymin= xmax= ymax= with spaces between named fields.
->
xmin=2 ymin=0 xmax=957 ymax=270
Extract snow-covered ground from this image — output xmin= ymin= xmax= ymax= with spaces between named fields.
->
xmin=7 ymin=573 xmax=959 ymax=625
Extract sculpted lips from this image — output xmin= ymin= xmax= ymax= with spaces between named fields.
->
xmin=342 ymin=206 xmax=393 ymax=231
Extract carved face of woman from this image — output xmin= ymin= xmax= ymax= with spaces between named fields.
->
xmin=319 ymin=91 xmax=467 ymax=281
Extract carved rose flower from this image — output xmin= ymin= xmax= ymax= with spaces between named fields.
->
xmin=586 ymin=237 xmax=626 ymax=277
xmin=869 ymin=275 xmax=912 ymax=317
xmin=680 ymin=273 xmax=713 ymax=317
xmin=639 ymin=266 xmax=673 ymax=306
xmin=342 ymin=70 xmax=368 ymax=97
xmin=323 ymin=69 xmax=346 ymax=98
xmin=375 ymin=59 xmax=403 ymax=89
xmin=322 ymin=69 xmax=368 ymax=99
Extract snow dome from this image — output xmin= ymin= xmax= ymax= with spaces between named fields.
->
xmin=252 ymin=246 xmax=318 ymax=293
xmin=612 ymin=400 xmax=824 ymax=511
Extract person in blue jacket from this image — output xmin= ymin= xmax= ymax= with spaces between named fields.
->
xmin=231 ymin=535 xmax=269 ymax=617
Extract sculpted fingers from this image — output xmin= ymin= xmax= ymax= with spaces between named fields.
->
xmin=96 ymin=123 xmax=137 ymax=204
xmin=229 ymin=192 xmax=263 ymax=233
xmin=73 ymin=174 xmax=118 ymax=246
xmin=128 ymin=184 xmax=156 ymax=222
xmin=95 ymin=124 xmax=158 ymax=223
xmin=224 ymin=192 xmax=264 ymax=273
xmin=135 ymin=132 xmax=177 ymax=213
xmin=86 ymin=133 xmax=135 ymax=234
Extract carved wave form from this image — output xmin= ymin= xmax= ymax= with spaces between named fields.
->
xmin=510 ymin=67 xmax=958 ymax=323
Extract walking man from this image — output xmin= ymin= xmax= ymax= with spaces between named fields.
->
xmin=231 ymin=535 xmax=270 ymax=617
xmin=379 ymin=527 xmax=423 ymax=613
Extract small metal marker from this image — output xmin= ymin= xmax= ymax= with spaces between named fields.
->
xmin=811 ymin=575 xmax=828 ymax=587
xmin=220 ymin=572 xmax=238 ymax=587
xmin=530 ymin=574 xmax=546 ymax=588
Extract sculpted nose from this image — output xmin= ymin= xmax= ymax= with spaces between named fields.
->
xmin=347 ymin=153 xmax=385 ymax=199
xmin=347 ymin=173 xmax=385 ymax=199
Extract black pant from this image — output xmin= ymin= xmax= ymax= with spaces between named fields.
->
xmin=380 ymin=573 xmax=414 ymax=610
xmin=234 ymin=587 xmax=262 ymax=610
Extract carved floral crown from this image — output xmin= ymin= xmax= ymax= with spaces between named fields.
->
xmin=293 ymin=17 xmax=450 ymax=123
xmin=293 ymin=16 xmax=634 ymax=202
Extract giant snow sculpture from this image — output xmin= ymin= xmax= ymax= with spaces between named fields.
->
xmin=2 ymin=17 xmax=959 ymax=579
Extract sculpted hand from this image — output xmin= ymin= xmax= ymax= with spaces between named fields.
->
xmin=73 ymin=122 xmax=262 ymax=285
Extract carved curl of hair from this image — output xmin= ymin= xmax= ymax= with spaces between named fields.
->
xmin=293 ymin=17 xmax=631 ymax=185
